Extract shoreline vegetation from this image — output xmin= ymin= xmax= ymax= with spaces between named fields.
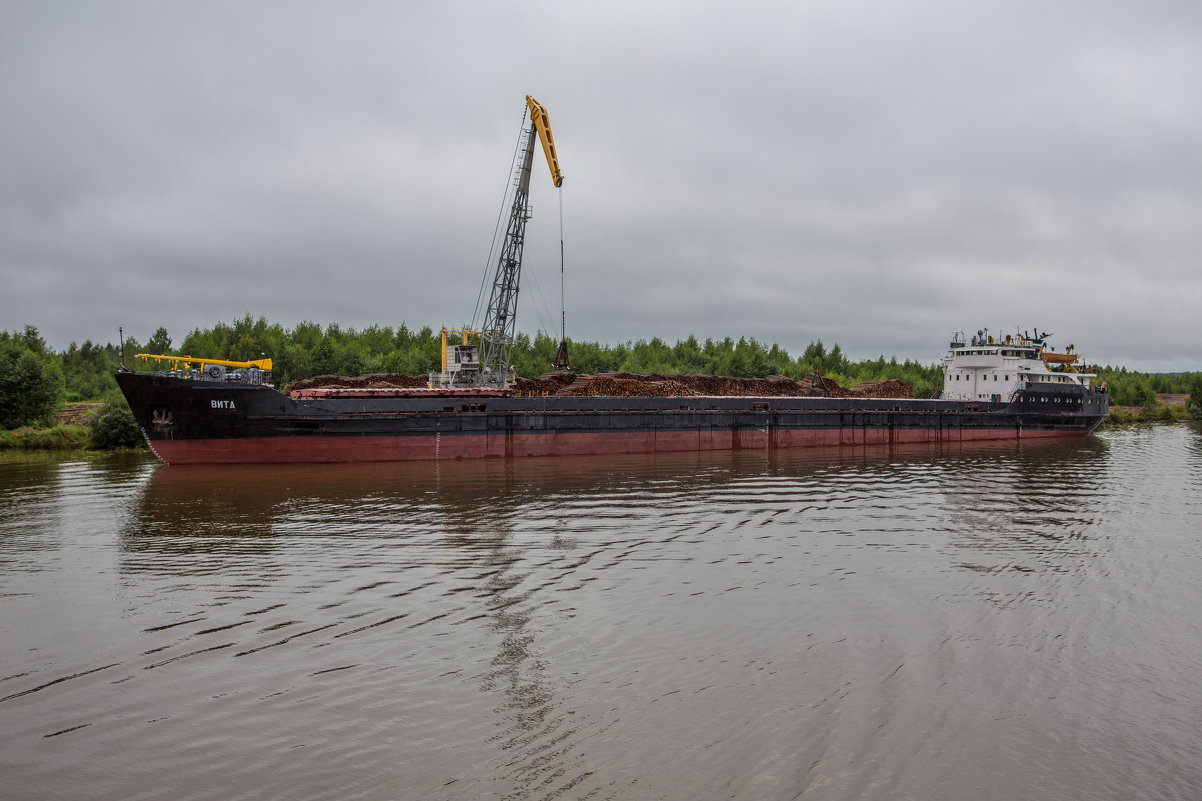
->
xmin=3 ymin=318 xmax=1199 ymax=453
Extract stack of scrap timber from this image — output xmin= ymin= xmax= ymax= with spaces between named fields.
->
xmin=283 ymin=373 xmax=429 ymax=393
xmin=512 ymin=371 xmax=578 ymax=396
xmin=287 ymin=370 xmax=915 ymax=399
xmin=56 ymin=402 xmax=104 ymax=425
xmin=554 ymin=371 xmax=852 ymax=398
xmin=847 ymin=379 xmax=914 ymax=399
xmin=513 ymin=371 xmax=912 ymax=399
xmin=556 ymin=376 xmax=703 ymax=397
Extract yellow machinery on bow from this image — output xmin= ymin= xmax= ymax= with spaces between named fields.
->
xmin=135 ymin=353 xmax=273 ymax=372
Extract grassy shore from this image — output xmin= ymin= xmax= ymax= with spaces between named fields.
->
xmin=0 ymin=423 xmax=91 ymax=450
xmin=1100 ymin=393 xmax=1196 ymax=426
xmin=1103 ymin=406 xmax=1195 ymax=425
xmin=0 ymin=402 xmax=145 ymax=454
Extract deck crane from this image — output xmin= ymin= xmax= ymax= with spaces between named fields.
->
xmin=433 ymin=96 xmax=564 ymax=389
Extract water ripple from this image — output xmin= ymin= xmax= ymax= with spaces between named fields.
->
xmin=2 ymin=432 xmax=1202 ymax=799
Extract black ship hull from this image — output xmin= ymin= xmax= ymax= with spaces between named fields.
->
xmin=115 ymin=373 xmax=1108 ymax=465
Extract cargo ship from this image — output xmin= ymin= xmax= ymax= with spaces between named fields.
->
xmin=112 ymin=97 xmax=1107 ymax=464
xmin=115 ymin=329 xmax=1107 ymax=465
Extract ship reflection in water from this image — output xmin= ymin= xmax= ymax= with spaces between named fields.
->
xmin=4 ymin=428 xmax=1202 ymax=801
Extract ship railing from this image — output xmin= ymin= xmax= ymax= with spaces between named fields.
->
xmin=145 ymin=366 xmax=272 ymax=385
xmin=429 ymin=371 xmax=459 ymax=387
xmin=428 ymin=371 xmax=516 ymax=389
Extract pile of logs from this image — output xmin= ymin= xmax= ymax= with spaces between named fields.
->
xmin=846 ymin=379 xmax=914 ymax=399
xmin=283 ymin=373 xmax=429 ymax=393
xmin=514 ymin=371 xmax=913 ymax=399
xmin=56 ymin=402 xmax=103 ymax=425
xmin=286 ymin=370 xmax=915 ymax=400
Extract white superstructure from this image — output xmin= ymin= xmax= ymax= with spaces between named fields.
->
xmin=940 ymin=329 xmax=1096 ymax=402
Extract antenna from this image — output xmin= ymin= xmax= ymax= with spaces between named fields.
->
xmin=118 ymin=327 xmax=128 ymax=372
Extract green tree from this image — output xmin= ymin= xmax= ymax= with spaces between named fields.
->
xmin=60 ymin=339 xmax=123 ymax=401
xmin=0 ymin=328 xmax=64 ymax=428
xmin=146 ymin=327 xmax=172 ymax=355
xmin=1110 ymin=376 xmax=1155 ymax=407
xmin=310 ymin=337 xmax=338 ymax=376
xmin=1188 ymin=374 xmax=1202 ymax=418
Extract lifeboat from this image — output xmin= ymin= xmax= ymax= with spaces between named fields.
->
xmin=1039 ymin=351 xmax=1080 ymax=365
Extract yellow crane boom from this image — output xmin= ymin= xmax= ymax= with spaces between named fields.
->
xmin=135 ymin=353 xmax=273 ymax=371
xmin=526 ymin=95 xmax=563 ymax=187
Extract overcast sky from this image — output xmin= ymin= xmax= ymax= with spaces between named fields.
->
xmin=2 ymin=1 xmax=1199 ymax=370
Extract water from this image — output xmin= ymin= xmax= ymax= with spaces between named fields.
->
xmin=2 ymin=426 xmax=1200 ymax=801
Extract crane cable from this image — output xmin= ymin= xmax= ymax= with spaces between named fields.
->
xmin=559 ymin=187 xmax=565 ymax=346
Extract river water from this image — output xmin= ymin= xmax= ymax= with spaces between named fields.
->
xmin=2 ymin=425 xmax=1200 ymax=801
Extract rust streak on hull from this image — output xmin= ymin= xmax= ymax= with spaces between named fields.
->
xmin=148 ymin=427 xmax=1086 ymax=466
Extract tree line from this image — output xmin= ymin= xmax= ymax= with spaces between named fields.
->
xmin=127 ymin=315 xmax=948 ymax=397
xmin=3 ymin=316 xmax=1200 ymax=431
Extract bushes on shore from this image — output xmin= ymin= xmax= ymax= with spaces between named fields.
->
xmin=1189 ymin=375 xmax=1202 ymax=419
xmin=87 ymin=404 xmax=142 ymax=449
xmin=0 ymin=328 xmax=64 ymax=428
xmin=1102 ymin=396 xmax=1197 ymax=425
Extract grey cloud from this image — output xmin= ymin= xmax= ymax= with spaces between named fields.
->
xmin=1 ymin=1 xmax=1199 ymax=370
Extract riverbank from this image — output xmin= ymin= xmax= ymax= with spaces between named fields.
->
xmin=1102 ymin=393 xmax=1196 ymax=425
xmin=0 ymin=423 xmax=91 ymax=451
xmin=0 ymin=402 xmax=144 ymax=454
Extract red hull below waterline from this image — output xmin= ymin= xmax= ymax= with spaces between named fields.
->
xmin=147 ymin=427 xmax=1087 ymax=465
